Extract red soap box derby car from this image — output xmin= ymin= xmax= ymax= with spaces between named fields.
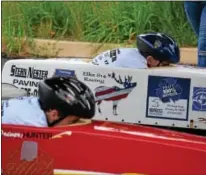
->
xmin=2 ymin=119 xmax=206 ymax=175
xmin=1 ymin=59 xmax=206 ymax=175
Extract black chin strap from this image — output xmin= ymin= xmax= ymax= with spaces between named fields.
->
xmin=48 ymin=117 xmax=65 ymax=127
xmin=48 ymin=115 xmax=80 ymax=127
xmin=156 ymin=61 xmax=162 ymax=67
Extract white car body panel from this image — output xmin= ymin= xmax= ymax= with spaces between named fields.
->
xmin=2 ymin=58 xmax=206 ymax=130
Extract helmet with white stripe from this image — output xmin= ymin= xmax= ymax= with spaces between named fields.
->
xmin=137 ymin=32 xmax=180 ymax=64
xmin=38 ymin=76 xmax=95 ymax=126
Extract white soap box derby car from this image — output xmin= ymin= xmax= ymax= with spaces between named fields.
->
xmin=1 ymin=58 xmax=206 ymax=175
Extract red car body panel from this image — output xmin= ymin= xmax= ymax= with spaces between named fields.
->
xmin=2 ymin=120 xmax=206 ymax=175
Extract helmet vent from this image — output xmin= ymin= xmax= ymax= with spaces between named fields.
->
xmin=70 ymin=82 xmax=81 ymax=93
xmin=67 ymin=87 xmax=75 ymax=96
xmin=38 ymin=76 xmax=95 ymax=121
xmin=86 ymin=99 xmax=91 ymax=110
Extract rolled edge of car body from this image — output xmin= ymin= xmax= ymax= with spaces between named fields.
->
xmin=53 ymin=169 xmax=144 ymax=175
xmin=2 ymin=83 xmax=27 ymax=100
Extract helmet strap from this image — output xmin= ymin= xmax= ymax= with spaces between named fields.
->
xmin=156 ymin=61 xmax=162 ymax=67
xmin=47 ymin=114 xmax=79 ymax=127
xmin=48 ymin=117 xmax=65 ymax=127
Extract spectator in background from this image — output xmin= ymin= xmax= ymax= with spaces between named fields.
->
xmin=184 ymin=1 xmax=206 ymax=67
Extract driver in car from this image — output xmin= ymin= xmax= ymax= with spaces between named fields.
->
xmin=2 ymin=76 xmax=95 ymax=127
xmin=91 ymin=32 xmax=180 ymax=68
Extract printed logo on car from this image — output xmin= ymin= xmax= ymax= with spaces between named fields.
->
xmin=94 ymin=72 xmax=137 ymax=116
xmin=53 ymin=69 xmax=76 ymax=78
xmin=146 ymin=76 xmax=191 ymax=121
xmin=192 ymin=87 xmax=206 ymax=111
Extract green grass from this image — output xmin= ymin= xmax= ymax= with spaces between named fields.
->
xmin=2 ymin=1 xmax=197 ymax=56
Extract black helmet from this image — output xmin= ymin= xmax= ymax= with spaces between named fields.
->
xmin=38 ymin=76 xmax=95 ymax=126
xmin=137 ymin=32 xmax=180 ymax=64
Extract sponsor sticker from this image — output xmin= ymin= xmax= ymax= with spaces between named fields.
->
xmin=192 ymin=87 xmax=206 ymax=111
xmin=1 ymin=130 xmax=23 ymax=138
xmin=146 ymin=76 xmax=191 ymax=120
xmin=1 ymin=130 xmax=53 ymax=139
xmin=10 ymin=65 xmax=48 ymax=97
xmin=83 ymin=71 xmax=106 ymax=84
xmin=94 ymin=72 xmax=137 ymax=116
xmin=53 ymin=69 xmax=76 ymax=78
xmin=10 ymin=65 xmax=48 ymax=80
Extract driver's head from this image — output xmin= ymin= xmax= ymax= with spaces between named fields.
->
xmin=38 ymin=76 xmax=95 ymax=127
xmin=137 ymin=32 xmax=180 ymax=67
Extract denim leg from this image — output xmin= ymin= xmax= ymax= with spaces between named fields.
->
xmin=198 ymin=5 xmax=206 ymax=67
xmin=184 ymin=1 xmax=202 ymax=37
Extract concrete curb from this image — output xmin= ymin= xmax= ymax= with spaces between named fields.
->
xmin=3 ymin=38 xmax=198 ymax=64
xmin=32 ymin=39 xmax=198 ymax=64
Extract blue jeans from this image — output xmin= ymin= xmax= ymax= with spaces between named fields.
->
xmin=184 ymin=1 xmax=206 ymax=67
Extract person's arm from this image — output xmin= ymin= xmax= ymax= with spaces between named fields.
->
xmin=2 ymin=97 xmax=48 ymax=127
xmin=1 ymin=99 xmax=19 ymax=125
